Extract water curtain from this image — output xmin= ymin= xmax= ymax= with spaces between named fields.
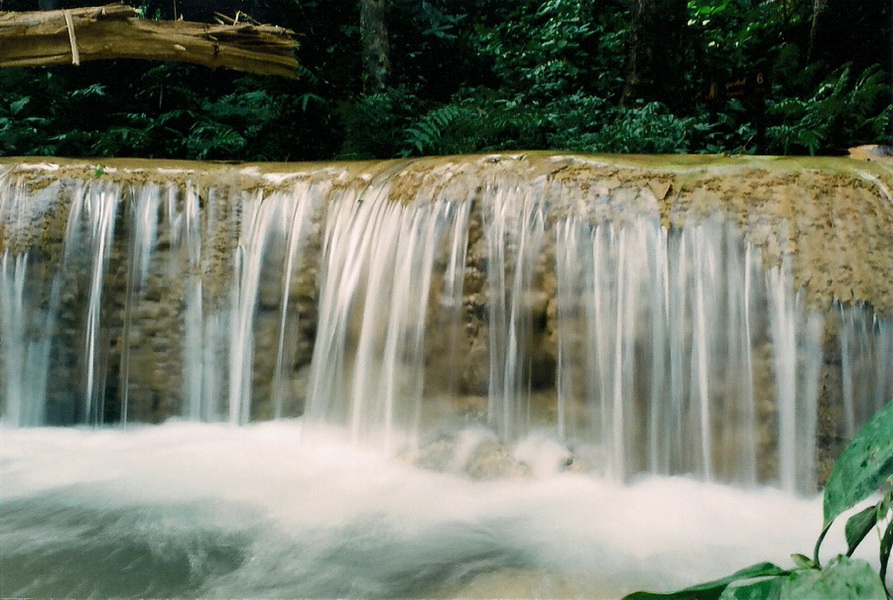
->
xmin=2 ymin=155 xmax=892 ymax=494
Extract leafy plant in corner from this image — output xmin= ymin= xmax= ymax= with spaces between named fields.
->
xmin=766 ymin=65 xmax=892 ymax=155
xmin=623 ymin=399 xmax=893 ymax=600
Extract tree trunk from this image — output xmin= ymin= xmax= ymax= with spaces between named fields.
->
xmin=807 ymin=0 xmax=890 ymax=73
xmin=621 ymin=0 xmax=688 ymax=107
xmin=0 ymin=3 xmax=299 ymax=77
xmin=360 ymin=0 xmax=390 ymax=93
xmin=807 ymin=0 xmax=828 ymax=63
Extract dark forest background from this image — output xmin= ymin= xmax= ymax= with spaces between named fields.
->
xmin=1 ymin=0 xmax=891 ymax=160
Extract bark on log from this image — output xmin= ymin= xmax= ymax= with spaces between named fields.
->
xmin=0 ymin=3 xmax=299 ymax=78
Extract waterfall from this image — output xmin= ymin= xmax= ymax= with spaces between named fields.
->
xmin=484 ymin=178 xmax=547 ymax=441
xmin=303 ymin=178 xmax=468 ymax=452
xmin=1 ymin=157 xmax=892 ymax=495
xmin=0 ymin=252 xmax=52 ymax=426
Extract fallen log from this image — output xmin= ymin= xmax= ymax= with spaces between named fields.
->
xmin=0 ymin=3 xmax=299 ymax=78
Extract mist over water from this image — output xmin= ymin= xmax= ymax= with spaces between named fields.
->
xmin=1 ymin=420 xmax=828 ymax=599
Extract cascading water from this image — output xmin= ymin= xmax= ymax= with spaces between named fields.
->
xmin=1 ymin=155 xmax=892 ymax=598
xmin=304 ymin=178 xmax=470 ymax=452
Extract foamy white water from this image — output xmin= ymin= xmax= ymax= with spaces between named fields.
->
xmin=0 ymin=420 xmax=835 ymax=599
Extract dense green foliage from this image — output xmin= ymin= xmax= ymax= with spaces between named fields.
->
xmin=624 ymin=400 xmax=893 ymax=600
xmin=1 ymin=0 xmax=890 ymax=160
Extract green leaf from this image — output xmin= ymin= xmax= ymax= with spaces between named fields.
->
xmin=299 ymin=93 xmax=324 ymax=112
xmin=718 ymin=576 xmax=784 ymax=600
xmin=778 ymin=556 xmax=886 ymax=599
xmin=622 ymin=563 xmax=789 ymax=600
xmin=10 ymin=97 xmax=30 ymax=115
xmin=880 ymin=487 xmax=893 ymax=521
xmin=880 ymin=518 xmax=892 ymax=587
xmin=70 ymin=84 xmax=105 ymax=98
xmin=791 ymin=553 xmax=817 ymax=569
xmin=844 ymin=505 xmax=879 ymax=556
xmin=824 ymin=400 xmax=893 ymax=528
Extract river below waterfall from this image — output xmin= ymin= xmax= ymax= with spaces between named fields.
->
xmin=1 ymin=419 xmax=832 ymax=599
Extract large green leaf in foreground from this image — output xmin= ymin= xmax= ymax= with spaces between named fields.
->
xmin=823 ymin=400 xmax=893 ymax=527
